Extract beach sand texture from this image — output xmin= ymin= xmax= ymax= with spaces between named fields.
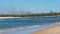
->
xmin=33 ymin=26 xmax=60 ymax=34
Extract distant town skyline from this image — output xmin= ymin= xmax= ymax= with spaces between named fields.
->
xmin=0 ymin=0 xmax=60 ymax=14
xmin=0 ymin=8 xmax=59 ymax=14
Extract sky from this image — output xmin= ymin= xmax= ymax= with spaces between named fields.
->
xmin=0 ymin=0 xmax=60 ymax=14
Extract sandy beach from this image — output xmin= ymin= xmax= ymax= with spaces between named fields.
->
xmin=33 ymin=26 xmax=60 ymax=34
xmin=0 ymin=17 xmax=22 ymax=19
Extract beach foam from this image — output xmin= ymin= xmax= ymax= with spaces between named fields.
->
xmin=33 ymin=26 xmax=60 ymax=34
xmin=0 ymin=22 xmax=60 ymax=34
xmin=0 ymin=25 xmax=40 ymax=34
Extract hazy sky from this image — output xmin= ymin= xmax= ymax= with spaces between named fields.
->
xmin=0 ymin=0 xmax=60 ymax=14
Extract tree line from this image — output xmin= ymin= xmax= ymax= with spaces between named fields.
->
xmin=0 ymin=12 xmax=60 ymax=17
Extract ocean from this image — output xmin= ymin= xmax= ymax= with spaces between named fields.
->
xmin=0 ymin=16 xmax=60 ymax=34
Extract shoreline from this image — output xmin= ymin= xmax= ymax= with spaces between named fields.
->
xmin=0 ymin=15 xmax=60 ymax=19
xmin=0 ymin=22 xmax=60 ymax=34
xmin=33 ymin=26 xmax=60 ymax=34
xmin=0 ymin=17 xmax=22 ymax=19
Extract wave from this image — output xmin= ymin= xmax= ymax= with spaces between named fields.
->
xmin=54 ymin=22 xmax=60 ymax=25
xmin=21 ymin=19 xmax=28 ymax=20
xmin=47 ymin=22 xmax=60 ymax=27
xmin=0 ymin=25 xmax=40 ymax=34
xmin=20 ymin=18 xmax=30 ymax=20
xmin=0 ymin=22 xmax=60 ymax=34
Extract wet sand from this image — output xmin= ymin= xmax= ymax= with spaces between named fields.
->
xmin=33 ymin=26 xmax=60 ymax=34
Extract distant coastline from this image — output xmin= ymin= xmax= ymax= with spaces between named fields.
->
xmin=0 ymin=15 xmax=60 ymax=19
xmin=0 ymin=13 xmax=60 ymax=18
xmin=0 ymin=17 xmax=22 ymax=19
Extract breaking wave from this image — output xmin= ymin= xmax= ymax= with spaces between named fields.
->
xmin=0 ymin=25 xmax=40 ymax=34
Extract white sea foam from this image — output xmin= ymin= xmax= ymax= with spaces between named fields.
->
xmin=54 ymin=22 xmax=60 ymax=25
xmin=48 ymin=22 xmax=60 ymax=27
xmin=0 ymin=25 xmax=40 ymax=34
xmin=0 ymin=31 xmax=3 ymax=33
xmin=0 ymin=22 xmax=60 ymax=34
xmin=26 ymin=25 xmax=40 ymax=29
xmin=19 ymin=27 xmax=24 ymax=29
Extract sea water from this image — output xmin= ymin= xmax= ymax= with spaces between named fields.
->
xmin=0 ymin=16 xmax=60 ymax=33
